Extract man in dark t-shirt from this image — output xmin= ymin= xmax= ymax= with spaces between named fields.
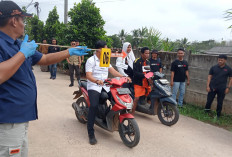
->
xmin=170 ymin=48 xmax=190 ymax=107
xmin=48 ymin=38 xmax=60 ymax=79
xmin=205 ymin=55 xmax=232 ymax=118
xmin=149 ymin=49 xmax=162 ymax=73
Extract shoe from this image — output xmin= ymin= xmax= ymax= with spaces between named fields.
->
xmin=69 ymin=83 xmax=74 ymax=87
xmin=50 ymin=76 xmax=52 ymax=79
xmin=89 ymin=136 xmax=97 ymax=145
xmin=52 ymin=77 xmax=56 ymax=80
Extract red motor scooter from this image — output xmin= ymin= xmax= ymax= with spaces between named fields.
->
xmin=72 ymin=77 xmax=140 ymax=148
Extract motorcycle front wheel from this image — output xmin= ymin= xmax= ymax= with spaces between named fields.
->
xmin=118 ymin=118 xmax=140 ymax=148
xmin=157 ymin=102 xmax=179 ymax=126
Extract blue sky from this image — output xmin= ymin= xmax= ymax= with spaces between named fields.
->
xmin=14 ymin=0 xmax=232 ymax=42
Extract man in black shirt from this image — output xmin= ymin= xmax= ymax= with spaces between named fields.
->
xmin=205 ymin=55 xmax=232 ymax=118
xmin=149 ymin=49 xmax=162 ymax=73
xmin=48 ymin=38 xmax=60 ymax=79
xmin=170 ymin=48 xmax=190 ymax=107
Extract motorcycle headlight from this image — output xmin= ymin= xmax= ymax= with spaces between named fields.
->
xmin=116 ymin=95 xmax=133 ymax=109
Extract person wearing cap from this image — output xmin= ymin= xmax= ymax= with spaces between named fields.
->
xmin=205 ymin=54 xmax=232 ymax=119
xmin=0 ymin=1 xmax=89 ymax=156
xmin=66 ymin=40 xmax=82 ymax=87
xmin=149 ymin=49 xmax=162 ymax=73
xmin=170 ymin=48 xmax=190 ymax=107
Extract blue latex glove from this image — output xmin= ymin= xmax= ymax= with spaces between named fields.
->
xmin=19 ymin=34 xmax=38 ymax=58
xmin=69 ymin=46 xmax=91 ymax=56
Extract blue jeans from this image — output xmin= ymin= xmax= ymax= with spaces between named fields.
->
xmin=49 ymin=64 xmax=57 ymax=78
xmin=172 ymin=82 xmax=186 ymax=106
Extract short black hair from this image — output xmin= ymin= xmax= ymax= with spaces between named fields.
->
xmin=218 ymin=54 xmax=227 ymax=60
xmin=76 ymin=40 xmax=79 ymax=42
xmin=177 ymin=48 xmax=185 ymax=52
xmin=141 ymin=47 xmax=149 ymax=54
xmin=95 ymin=40 xmax=107 ymax=49
xmin=51 ymin=38 xmax=57 ymax=44
xmin=70 ymin=39 xmax=76 ymax=43
xmin=151 ymin=49 xmax=158 ymax=54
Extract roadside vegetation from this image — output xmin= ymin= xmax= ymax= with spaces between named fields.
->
xmin=179 ymin=104 xmax=232 ymax=132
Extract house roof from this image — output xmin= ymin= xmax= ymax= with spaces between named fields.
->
xmin=204 ymin=46 xmax=232 ymax=55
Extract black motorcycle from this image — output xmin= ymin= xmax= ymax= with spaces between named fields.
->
xmin=135 ymin=71 xmax=179 ymax=126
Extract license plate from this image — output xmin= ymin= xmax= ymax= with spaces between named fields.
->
xmin=117 ymin=88 xmax=131 ymax=94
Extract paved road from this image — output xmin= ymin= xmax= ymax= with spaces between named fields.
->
xmin=28 ymin=65 xmax=232 ymax=157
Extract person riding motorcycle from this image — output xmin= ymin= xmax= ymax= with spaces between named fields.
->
xmin=116 ymin=42 xmax=135 ymax=97
xmin=85 ymin=40 xmax=131 ymax=145
xmin=132 ymin=47 xmax=151 ymax=114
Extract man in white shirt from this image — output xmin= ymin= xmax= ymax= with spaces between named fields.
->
xmin=85 ymin=40 xmax=130 ymax=145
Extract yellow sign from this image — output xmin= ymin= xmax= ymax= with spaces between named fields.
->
xmin=100 ymin=48 xmax=111 ymax=67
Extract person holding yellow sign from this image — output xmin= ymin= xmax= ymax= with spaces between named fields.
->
xmin=85 ymin=40 xmax=131 ymax=145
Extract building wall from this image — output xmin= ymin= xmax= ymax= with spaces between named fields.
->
xmin=111 ymin=50 xmax=232 ymax=114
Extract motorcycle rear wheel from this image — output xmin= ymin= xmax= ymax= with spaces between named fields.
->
xmin=118 ymin=118 xmax=140 ymax=148
xmin=75 ymin=97 xmax=88 ymax=124
xmin=157 ymin=102 xmax=179 ymax=126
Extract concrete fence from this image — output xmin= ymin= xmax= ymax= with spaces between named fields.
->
xmin=111 ymin=49 xmax=232 ymax=114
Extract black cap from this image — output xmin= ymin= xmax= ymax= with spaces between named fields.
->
xmin=0 ymin=1 xmax=32 ymax=18
xmin=218 ymin=54 xmax=227 ymax=60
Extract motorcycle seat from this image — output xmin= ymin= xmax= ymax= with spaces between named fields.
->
xmin=80 ymin=80 xmax=87 ymax=90
xmin=99 ymin=91 xmax=109 ymax=104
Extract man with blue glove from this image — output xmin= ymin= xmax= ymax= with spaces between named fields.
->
xmin=0 ymin=1 xmax=89 ymax=157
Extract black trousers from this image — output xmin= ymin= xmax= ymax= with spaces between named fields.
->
xmin=205 ymin=88 xmax=225 ymax=116
xmin=68 ymin=64 xmax=80 ymax=84
xmin=87 ymin=89 xmax=111 ymax=137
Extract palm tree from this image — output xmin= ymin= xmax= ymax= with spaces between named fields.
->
xmin=225 ymin=9 xmax=232 ymax=29
xmin=118 ymin=29 xmax=127 ymax=44
xmin=180 ymin=38 xmax=190 ymax=50
xmin=138 ymin=27 xmax=148 ymax=43
xmin=132 ymin=29 xmax=140 ymax=48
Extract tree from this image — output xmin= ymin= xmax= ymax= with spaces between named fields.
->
xmin=68 ymin=0 xmax=108 ymax=48
xmin=161 ymin=38 xmax=175 ymax=51
xmin=118 ymin=29 xmax=127 ymax=44
xmin=225 ymin=9 xmax=232 ymax=29
xmin=138 ymin=27 xmax=148 ymax=44
xmin=131 ymin=29 xmax=140 ymax=48
xmin=108 ymin=34 xmax=121 ymax=48
xmin=125 ymin=34 xmax=133 ymax=47
xmin=179 ymin=37 xmax=190 ymax=50
xmin=140 ymin=27 xmax=162 ymax=50
xmin=44 ymin=6 xmax=60 ymax=43
xmin=28 ymin=15 xmax=44 ymax=43
xmin=22 ymin=6 xmax=44 ymax=43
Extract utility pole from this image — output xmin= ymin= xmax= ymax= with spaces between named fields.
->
xmin=64 ymin=0 xmax=68 ymax=24
xmin=34 ymin=2 xmax=39 ymax=18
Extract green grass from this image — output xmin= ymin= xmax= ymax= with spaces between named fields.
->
xmin=179 ymin=104 xmax=232 ymax=132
